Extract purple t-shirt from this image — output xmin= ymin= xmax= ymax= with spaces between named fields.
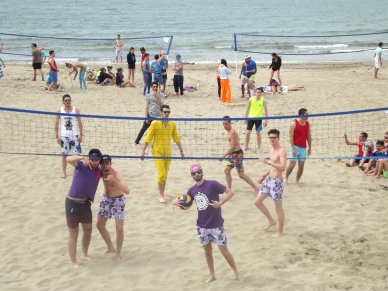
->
xmin=67 ymin=160 xmax=102 ymax=201
xmin=187 ymin=180 xmax=227 ymax=228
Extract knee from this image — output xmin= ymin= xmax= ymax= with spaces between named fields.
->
xmin=224 ymin=168 xmax=231 ymax=175
xmin=157 ymin=174 xmax=167 ymax=184
xmin=220 ymin=249 xmax=230 ymax=258
xmin=204 ymin=249 xmax=212 ymax=256
xmin=116 ymin=224 xmax=124 ymax=234
xmin=83 ymin=225 xmax=92 ymax=235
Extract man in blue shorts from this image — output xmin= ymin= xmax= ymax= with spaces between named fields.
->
xmin=244 ymin=87 xmax=268 ymax=151
xmin=173 ymin=164 xmax=244 ymax=283
xmin=47 ymin=50 xmax=59 ymax=93
xmin=285 ymin=108 xmax=312 ymax=185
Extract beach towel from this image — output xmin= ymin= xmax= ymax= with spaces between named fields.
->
xmin=183 ymin=86 xmax=197 ymax=92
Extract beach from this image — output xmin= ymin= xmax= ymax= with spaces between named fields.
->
xmin=1 ymin=62 xmax=388 ymax=290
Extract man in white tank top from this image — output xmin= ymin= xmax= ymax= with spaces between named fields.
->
xmin=54 ymin=94 xmax=83 ymax=178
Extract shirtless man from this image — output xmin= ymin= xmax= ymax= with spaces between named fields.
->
xmin=255 ymin=129 xmax=287 ymax=237
xmin=65 ymin=62 xmax=87 ymax=90
xmin=96 ymin=155 xmax=130 ymax=261
xmin=114 ymin=34 xmax=124 ymax=64
xmin=220 ymin=116 xmax=259 ymax=194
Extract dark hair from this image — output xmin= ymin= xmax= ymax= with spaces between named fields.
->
xmin=154 ymin=54 xmax=159 ymax=60
xmin=117 ymin=34 xmax=120 ymax=37
xmin=144 ymin=53 xmax=149 ymax=57
xmin=221 ymin=59 xmax=227 ymax=66
xmin=100 ymin=67 xmax=106 ymax=72
xmin=222 ymin=115 xmax=231 ymax=123
xmin=151 ymin=81 xmax=158 ymax=87
xmin=100 ymin=154 xmax=112 ymax=163
xmin=130 ymin=47 xmax=134 ymax=50
xmin=65 ymin=63 xmax=71 ymax=67
xmin=117 ymin=68 xmax=123 ymax=72
xmin=272 ymin=52 xmax=279 ymax=58
xmin=160 ymin=104 xmax=170 ymax=111
xmin=62 ymin=94 xmax=71 ymax=101
xmin=361 ymin=132 xmax=368 ymax=139
xmin=140 ymin=47 xmax=145 ymax=52
xmin=31 ymin=43 xmax=37 ymax=48
xmin=298 ymin=108 xmax=308 ymax=115
xmin=268 ymin=129 xmax=280 ymax=137
xmin=89 ymin=148 xmax=102 ymax=157
xmin=256 ymin=87 xmax=264 ymax=92
xmin=49 ymin=50 xmax=54 ymax=55
xmin=379 ymin=42 xmax=383 ymax=47
xmin=376 ymin=140 xmax=385 ymax=146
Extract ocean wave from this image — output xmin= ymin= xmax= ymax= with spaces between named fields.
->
xmin=295 ymin=44 xmax=348 ymax=49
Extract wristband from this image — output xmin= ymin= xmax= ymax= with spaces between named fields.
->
xmin=261 ymin=174 xmax=267 ymax=178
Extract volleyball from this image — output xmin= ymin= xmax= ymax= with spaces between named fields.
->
xmin=178 ymin=194 xmax=193 ymax=210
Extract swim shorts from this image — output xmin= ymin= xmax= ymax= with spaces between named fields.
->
xmin=128 ymin=63 xmax=135 ymax=69
xmin=153 ymin=73 xmax=163 ymax=84
xmin=247 ymin=120 xmax=263 ymax=132
xmin=226 ymin=149 xmax=244 ymax=172
xmin=60 ymin=135 xmax=82 ymax=155
xmin=374 ymin=59 xmax=381 ymax=69
xmin=162 ymin=70 xmax=167 ymax=80
xmin=116 ymin=48 xmax=122 ymax=57
xmin=248 ymin=74 xmax=255 ymax=81
xmin=289 ymin=145 xmax=307 ymax=162
xmin=98 ymin=195 xmax=126 ymax=220
xmin=240 ymin=75 xmax=248 ymax=85
xmin=260 ymin=177 xmax=284 ymax=200
xmin=32 ymin=62 xmax=42 ymax=70
xmin=197 ymin=226 xmax=227 ymax=246
xmin=49 ymin=71 xmax=58 ymax=82
xmin=65 ymin=197 xmax=92 ymax=228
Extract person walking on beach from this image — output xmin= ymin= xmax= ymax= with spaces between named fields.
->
xmin=245 ymin=55 xmax=257 ymax=98
xmin=269 ymin=53 xmax=282 ymax=85
xmin=220 ymin=116 xmax=259 ymax=195
xmin=65 ymin=62 xmax=87 ymax=90
xmin=114 ymin=34 xmax=124 ymax=64
xmin=47 ymin=50 xmax=59 ymax=93
xmin=31 ymin=43 xmax=44 ymax=81
xmin=285 ymin=108 xmax=312 ymax=185
xmin=65 ymin=149 xmax=102 ymax=268
xmin=173 ymin=164 xmax=244 ymax=284
xmin=152 ymin=54 xmax=163 ymax=88
xmin=374 ymin=42 xmax=383 ymax=79
xmin=127 ymin=47 xmax=136 ymax=83
xmin=133 ymin=81 xmax=165 ymax=145
xmin=173 ymin=54 xmax=184 ymax=96
xmin=54 ymin=94 xmax=83 ymax=178
xmin=256 ymin=129 xmax=287 ymax=238
xmin=96 ymin=155 xmax=130 ymax=261
xmin=238 ymin=59 xmax=248 ymax=98
xmin=218 ymin=59 xmax=232 ymax=103
xmin=142 ymin=53 xmax=152 ymax=96
xmin=159 ymin=51 xmax=168 ymax=96
xmin=141 ymin=105 xmax=184 ymax=203
xmin=244 ymin=87 xmax=268 ymax=151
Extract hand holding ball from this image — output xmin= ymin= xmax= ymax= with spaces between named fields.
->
xmin=178 ymin=194 xmax=193 ymax=210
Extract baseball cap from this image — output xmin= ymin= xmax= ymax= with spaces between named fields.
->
xmin=176 ymin=53 xmax=181 ymax=58
xmin=107 ymin=65 xmax=113 ymax=69
xmin=89 ymin=152 xmax=102 ymax=160
xmin=245 ymin=55 xmax=251 ymax=59
xmin=100 ymin=155 xmax=112 ymax=163
xmin=190 ymin=164 xmax=203 ymax=173
xmin=62 ymin=94 xmax=71 ymax=101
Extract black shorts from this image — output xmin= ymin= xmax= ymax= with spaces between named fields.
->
xmin=355 ymin=154 xmax=369 ymax=164
xmin=128 ymin=63 xmax=135 ymax=69
xmin=33 ymin=62 xmax=42 ymax=70
xmin=162 ymin=70 xmax=167 ymax=80
xmin=246 ymin=120 xmax=263 ymax=131
xmin=65 ymin=197 xmax=92 ymax=228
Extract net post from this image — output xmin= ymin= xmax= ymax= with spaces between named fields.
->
xmin=233 ymin=33 xmax=238 ymax=76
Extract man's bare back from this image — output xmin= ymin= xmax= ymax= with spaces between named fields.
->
xmin=72 ymin=62 xmax=86 ymax=72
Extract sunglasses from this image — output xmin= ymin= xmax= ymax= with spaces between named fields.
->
xmin=163 ymin=111 xmax=171 ymax=114
xmin=191 ymin=169 xmax=203 ymax=176
xmin=64 ymin=99 xmax=71 ymax=102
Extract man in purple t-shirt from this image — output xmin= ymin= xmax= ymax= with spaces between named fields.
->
xmin=65 ymin=148 xmax=102 ymax=268
xmin=173 ymin=164 xmax=244 ymax=284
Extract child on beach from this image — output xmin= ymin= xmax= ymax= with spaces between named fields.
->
xmin=116 ymin=68 xmax=136 ymax=88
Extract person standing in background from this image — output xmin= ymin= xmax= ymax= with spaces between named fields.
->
xmin=218 ymin=59 xmax=232 ymax=103
xmin=114 ymin=34 xmax=124 ymax=64
xmin=269 ymin=53 xmax=282 ymax=85
xmin=374 ymin=42 xmax=383 ymax=79
xmin=173 ymin=54 xmax=184 ymax=96
xmin=158 ymin=51 xmax=168 ymax=96
xmin=31 ymin=43 xmax=44 ymax=81
xmin=127 ymin=47 xmax=136 ymax=83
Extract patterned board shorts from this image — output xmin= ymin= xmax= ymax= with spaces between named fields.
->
xmin=260 ymin=177 xmax=284 ymax=201
xmin=60 ymin=135 xmax=82 ymax=155
xmin=98 ymin=195 xmax=126 ymax=220
xmin=197 ymin=226 xmax=227 ymax=246
xmin=226 ymin=149 xmax=244 ymax=173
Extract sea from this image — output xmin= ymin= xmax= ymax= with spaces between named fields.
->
xmin=0 ymin=0 xmax=387 ymax=65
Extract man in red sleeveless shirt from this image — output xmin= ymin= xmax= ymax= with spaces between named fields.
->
xmin=285 ymin=108 xmax=312 ymax=185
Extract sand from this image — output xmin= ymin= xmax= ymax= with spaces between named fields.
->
xmin=1 ymin=61 xmax=388 ymax=291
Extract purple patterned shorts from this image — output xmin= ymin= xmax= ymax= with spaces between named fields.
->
xmin=260 ymin=177 xmax=284 ymax=200
xmin=98 ymin=195 xmax=126 ymax=219
xmin=197 ymin=226 xmax=227 ymax=246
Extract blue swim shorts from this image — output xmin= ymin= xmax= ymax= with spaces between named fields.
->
xmin=49 ymin=71 xmax=58 ymax=82
xmin=289 ymin=145 xmax=307 ymax=162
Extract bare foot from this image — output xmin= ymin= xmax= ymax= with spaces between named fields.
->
xmin=236 ymin=273 xmax=245 ymax=282
xmin=115 ymin=254 xmax=122 ymax=261
xmin=131 ymin=143 xmax=139 ymax=147
xmin=345 ymin=162 xmax=352 ymax=167
xmin=263 ymin=221 xmax=277 ymax=230
xmin=271 ymin=232 xmax=283 ymax=238
xmin=61 ymin=173 xmax=66 ymax=179
xmin=164 ymin=196 xmax=171 ymax=201
xmin=104 ymin=248 xmax=116 ymax=255
xmin=285 ymin=178 xmax=288 ymax=184
xmin=296 ymin=181 xmax=304 ymax=187
xmin=71 ymin=262 xmax=82 ymax=269
xmin=81 ymin=254 xmax=91 ymax=261
xmin=372 ymin=175 xmax=381 ymax=180
xmin=205 ymin=275 xmax=216 ymax=284
xmin=239 ymin=95 xmax=245 ymax=98
xmin=244 ymin=147 xmax=249 ymax=151
xmin=159 ymin=196 xmax=166 ymax=203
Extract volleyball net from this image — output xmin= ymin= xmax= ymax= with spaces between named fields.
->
xmin=1 ymin=107 xmax=387 ymax=160
xmin=233 ymin=32 xmax=387 ymax=55
xmin=0 ymin=33 xmax=173 ymax=62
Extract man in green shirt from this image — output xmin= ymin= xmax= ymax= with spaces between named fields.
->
xmin=31 ymin=43 xmax=44 ymax=81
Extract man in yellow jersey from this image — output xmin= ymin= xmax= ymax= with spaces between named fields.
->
xmin=244 ymin=87 xmax=268 ymax=151
xmin=141 ymin=104 xmax=184 ymax=203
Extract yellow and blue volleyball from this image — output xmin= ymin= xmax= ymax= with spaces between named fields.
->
xmin=178 ymin=194 xmax=193 ymax=210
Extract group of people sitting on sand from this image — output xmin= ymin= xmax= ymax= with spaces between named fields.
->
xmin=344 ymin=131 xmax=388 ymax=179
xmin=87 ymin=66 xmax=136 ymax=88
